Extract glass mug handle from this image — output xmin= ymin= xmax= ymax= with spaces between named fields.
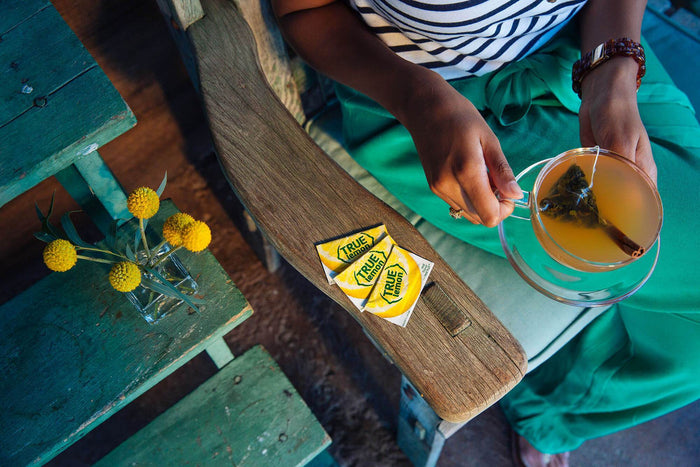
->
xmin=506 ymin=191 xmax=531 ymax=220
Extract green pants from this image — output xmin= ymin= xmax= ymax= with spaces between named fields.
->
xmin=336 ymin=31 xmax=700 ymax=453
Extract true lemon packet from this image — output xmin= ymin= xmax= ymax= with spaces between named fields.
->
xmin=316 ymin=224 xmax=387 ymax=284
xmin=333 ymin=235 xmax=396 ymax=311
xmin=363 ymin=245 xmax=433 ymax=327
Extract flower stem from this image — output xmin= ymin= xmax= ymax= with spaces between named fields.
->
xmin=140 ymin=218 xmax=151 ymax=262
xmin=77 ymin=246 xmax=128 ymax=260
xmin=76 ymin=255 xmax=118 ymax=265
xmin=150 ymin=240 xmax=168 ymax=259
xmin=151 ymin=245 xmax=182 ymax=269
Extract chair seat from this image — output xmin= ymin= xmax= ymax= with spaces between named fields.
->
xmin=305 ymin=107 xmax=609 ymax=371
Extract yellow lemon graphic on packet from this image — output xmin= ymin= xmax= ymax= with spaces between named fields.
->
xmin=363 ymin=245 xmax=431 ymax=321
xmin=334 ymin=235 xmax=396 ymax=308
xmin=316 ymin=224 xmax=387 ymax=284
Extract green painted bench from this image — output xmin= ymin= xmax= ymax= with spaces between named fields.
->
xmin=95 ymin=345 xmax=332 ymax=466
xmin=0 ymin=0 xmax=136 ymax=233
xmin=0 ymin=201 xmax=254 ymax=465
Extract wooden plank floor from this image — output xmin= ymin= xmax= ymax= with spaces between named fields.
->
xmin=1 ymin=1 xmax=697 ymax=466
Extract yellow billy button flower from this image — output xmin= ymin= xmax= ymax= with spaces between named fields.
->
xmin=181 ymin=220 xmax=211 ymax=252
xmin=109 ymin=261 xmax=142 ymax=292
xmin=127 ymin=187 xmax=160 ymax=219
xmin=43 ymin=239 xmax=77 ymax=272
xmin=162 ymin=213 xmax=195 ymax=247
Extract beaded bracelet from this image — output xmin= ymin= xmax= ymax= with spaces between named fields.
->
xmin=572 ymin=37 xmax=646 ymax=98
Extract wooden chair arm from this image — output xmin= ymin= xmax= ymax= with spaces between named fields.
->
xmin=185 ymin=0 xmax=526 ymax=423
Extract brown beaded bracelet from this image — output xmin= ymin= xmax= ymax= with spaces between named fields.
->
xmin=572 ymin=37 xmax=646 ymax=98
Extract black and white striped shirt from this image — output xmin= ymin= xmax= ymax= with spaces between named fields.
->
xmin=350 ymin=0 xmax=588 ymax=79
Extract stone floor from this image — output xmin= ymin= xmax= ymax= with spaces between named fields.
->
xmin=1 ymin=0 xmax=698 ymax=466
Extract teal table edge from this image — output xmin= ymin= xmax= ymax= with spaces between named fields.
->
xmin=0 ymin=200 xmax=253 ymax=466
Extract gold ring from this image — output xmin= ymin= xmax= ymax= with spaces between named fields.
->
xmin=449 ymin=207 xmax=464 ymax=219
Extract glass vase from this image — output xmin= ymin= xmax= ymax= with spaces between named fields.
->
xmin=126 ymin=244 xmax=198 ymax=324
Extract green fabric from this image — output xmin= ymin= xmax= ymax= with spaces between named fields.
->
xmin=335 ymin=30 xmax=700 ymax=453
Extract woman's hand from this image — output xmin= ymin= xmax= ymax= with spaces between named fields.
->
xmin=578 ymin=58 xmax=657 ymax=183
xmin=399 ymin=74 xmax=523 ymax=227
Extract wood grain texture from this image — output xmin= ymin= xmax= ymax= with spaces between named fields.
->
xmin=0 ymin=2 xmax=136 ymax=206
xmin=0 ymin=4 xmax=89 ymax=124
xmin=0 ymin=0 xmax=51 ymax=34
xmin=0 ymin=200 xmax=252 ymax=466
xmin=95 ymin=345 xmax=331 ymax=466
xmin=158 ymin=0 xmax=205 ymax=30
xmin=186 ymin=0 xmax=526 ymax=423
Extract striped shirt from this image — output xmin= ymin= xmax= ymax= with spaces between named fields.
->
xmin=349 ymin=0 xmax=588 ymax=80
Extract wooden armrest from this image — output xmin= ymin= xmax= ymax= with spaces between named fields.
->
xmin=184 ymin=0 xmax=525 ymax=423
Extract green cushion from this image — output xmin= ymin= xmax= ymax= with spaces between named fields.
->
xmin=642 ymin=7 xmax=700 ymax=121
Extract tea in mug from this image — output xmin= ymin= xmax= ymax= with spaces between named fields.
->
xmin=533 ymin=152 xmax=661 ymax=271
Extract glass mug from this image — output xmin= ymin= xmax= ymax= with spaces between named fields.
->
xmin=507 ymin=147 xmax=663 ymax=273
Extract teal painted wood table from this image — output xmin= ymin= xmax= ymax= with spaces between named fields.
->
xmin=0 ymin=0 xmax=136 ymax=232
xmin=0 ymin=201 xmax=254 ymax=466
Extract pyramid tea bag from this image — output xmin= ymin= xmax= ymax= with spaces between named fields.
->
xmin=538 ymin=164 xmax=645 ymax=258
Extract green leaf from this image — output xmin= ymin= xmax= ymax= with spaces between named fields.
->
xmin=144 ymin=266 xmax=205 ymax=308
xmin=61 ymin=211 xmax=93 ymax=248
xmin=133 ymin=228 xmax=141 ymax=253
xmin=35 ymin=202 xmax=46 ymax=223
xmin=156 ymin=172 xmax=168 ymax=197
xmin=37 ymin=192 xmax=60 ymax=238
xmin=125 ymin=243 xmax=136 ymax=262
xmin=33 ymin=231 xmax=55 ymax=243
xmin=141 ymin=273 xmax=204 ymax=311
xmin=46 ymin=191 xmax=56 ymax=219
xmin=106 ymin=218 xmax=119 ymax=249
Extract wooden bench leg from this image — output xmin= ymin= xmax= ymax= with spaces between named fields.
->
xmin=304 ymin=448 xmax=339 ymax=467
xmin=205 ymin=336 xmax=235 ymax=369
xmin=55 ymin=150 xmax=130 ymax=234
xmin=243 ymin=210 xmax=281 ymax=273
xmin=398 ymin=376 xmax=468 ymax=467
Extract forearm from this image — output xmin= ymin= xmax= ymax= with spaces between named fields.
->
xmin=576 ymin=0 xmax=656 ymax=180
xmin=579 ymin=0 xmax=646 ymax=50
xmin=578 ymin=0 xmax=647 ymax=95
xmin=273 ymin=0 xmax=524 ymax=224
xmin=272 ymin=0 xmax=442 ymax=123
xmin=580 ymin=0 xmax=646 ymax=95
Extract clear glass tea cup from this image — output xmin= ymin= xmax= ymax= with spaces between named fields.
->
xmin=507 ymin=147 xmax=663 ymax=273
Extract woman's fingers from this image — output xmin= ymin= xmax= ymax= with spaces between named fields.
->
xmin=453 ymin=159 xmax=502 ymax=227
xmin=429 ymin=141 xmax=521 ymax=227
xmin=431 ymin=175 xmax=483 ymax=224
xmin=439 ymin=161 xmax=514 ymax=228
xmin=411 ymin=90 xmax=519 ymax=227
xmin=482 ymin=137 xmax=523 ymax=201
xmin=451 ymin=139 xmax=519 ymax=227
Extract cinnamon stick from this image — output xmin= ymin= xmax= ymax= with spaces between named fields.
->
xmin=598 ymin=217 xmax=645 ymax=258
xmin=538 ymin=164 xmax=645 ymax=259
